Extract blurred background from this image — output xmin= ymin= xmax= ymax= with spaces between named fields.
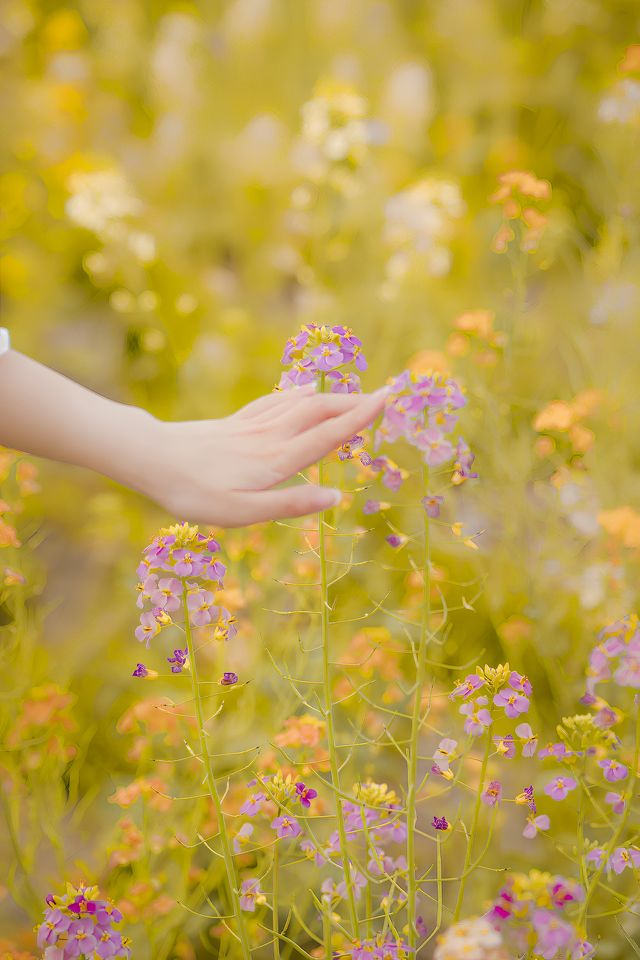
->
xmin=1 ymin=1 xmax=640 ymax=956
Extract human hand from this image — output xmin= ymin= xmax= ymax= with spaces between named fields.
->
xmin=144 ymin=385 xmax=387 ymax=526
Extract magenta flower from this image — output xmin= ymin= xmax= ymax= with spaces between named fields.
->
xmin=239 ymin=878 xmax=265 ymax=912
xmin=167 ymin=648 xmax=188 ymax=673
xmin=36 ymin=887 xmax=130 ymax=959
xmin=481 ymin=780 xmax=503 ymax=807
xmin=421 ymin=494 xmax=444 ymax=518
xmin=363 ymin=499 xmax=383 ymax=515
xmin=493 ymin=689 xmax=530 ymax=718
xmin=220 ymin=671 xmax=238 ymax=686
xmin=295 ymin=782 xmax=318 ymax=808
xmin=509 ymin=671 xmax=533 ymax=696
xmin=386 ymin=534 xmax=404 ymax=548
xmin=523 ymin=813 xmax=550 ymax=839
xmin=132 ymin=663 xmax=148 ymax=678
xmin=271 ymin=815 xmax=302 ymax=839
xmin=599 ymin=758 xmax=628 ymax=782
xmin=460 ymin=698 xmax=492 ymax=736
xmin=544 ymin=776 xmax=577 ymax=801
xmin=494 ymin=733 xmax=516 ymax=758
xmin=605 ymin=791 xmax=625 ymax=814
xmin=432 ymin=815 xmax=449 ymax=831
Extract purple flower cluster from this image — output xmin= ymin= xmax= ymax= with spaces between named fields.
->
xmin=489 ymin=873 xmax=593 ymax=959
xmin=586 ymin=845 xmax=640 ymax=874
xmin=279 ymin=323 xmax=367 ymax=393
xmin=134 ymin=523 xmax=238 ymax=674
xmin=37 ymin=885 xmax=131 ymax=959
xmin=342 ymin=935 xmax=412 ymax=959
xmin=373 ymin=370 xmax=476 ymax=486
xmin=585 ymin=615 xmax=640 ymax=694
xmin=301 ymin=794 xmax=407 ymax=891
xmin=449 ymin=670 xmax=533 ymax=738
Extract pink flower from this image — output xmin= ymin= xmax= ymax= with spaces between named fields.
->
xmin=494 ymin=734 xmax=516 ymax=759
xmin=598 ymin=758 xmax=628 ymax=782
xmin=421 ymin=494 xmax=444 ymax=518
xmin=271 ymin=815 xmax=302 ymax=839
xmin=186 ymin=589 xmax=216 ymax=626
xmin=233 ymin=823 xmax=254 ymax=853
xmin=240 ymin=792 xmax=266 ymax=816
xmin=509 ymin=671 xmax=532 ymax=696
xmin=239 ymin=878 xmax=265 ymax=912
xmin=609 ymin=847 xmax=640 ymax=874
xmin=460 ymin=699 xmax=492 ymax=736
xmin=523 ymin=814 xmax=550 ymax=839
xmin=450 ymin=674 xmax=484 ymax=700
xmin=311 ymin=342 xmax=344 ymax=371
xmin=544 ymin=776 xmax=577 ymax=801
xmin=605 ymin=791 xmax=625 ymax=814
xmin=134 ymin=611 xmax=160 ymax=646
xmin=515 ymin=722 xmax=538 ymax=757
xmin=433 ymin=738 xmax=458 ymax=772
xmin=150 ymin=577 xmax=182 ymax=612
xmin=482 ymin=780 xmax=503 ymax=807
xmin=493 ymin=689 xmax=530 ymax=718
xmin=172 ymin=549 xmax=205 ymax=577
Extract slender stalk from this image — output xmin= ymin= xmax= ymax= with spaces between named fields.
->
xmin=317 ymin=376 xmax=360 ymax=938
xmin=406 ymin=468 xmax=431 ymax=949
xmin=0 ymin=789 xmax=41 ymax=916
xmin=182 ymin=586 xmax=252 ymax=960
xmin=453 ymin=718 xmax=493 ymax=922
xmin=577 ymin=707 xmax=640 ymax=927
xmin=273 ymin=807 xmax=281 ymax=960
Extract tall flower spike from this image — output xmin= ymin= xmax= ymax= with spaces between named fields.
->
xmin=373 ymin=369 xmax=475 ymax=490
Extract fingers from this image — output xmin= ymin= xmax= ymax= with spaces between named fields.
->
xmin=270 ymin=391 xmax=377 ymax=436
xmin=277 ymin=389 xmax=387 ymax=476
xmin=227 ymin=484 xmax=343 ymax=525
xmin=233 ymin=384 xmax=315 ymax=421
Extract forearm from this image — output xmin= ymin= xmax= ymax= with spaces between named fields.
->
xmin=0 ymin=350 xmax=160 ymax=494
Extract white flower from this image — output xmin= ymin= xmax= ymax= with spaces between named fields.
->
xmin=383 ymin=178 xmax=465 ymax=279
xmin=434 ymin=917 xmax=507 ymax=960
xmin=598 ymin=79 xmax=640 ymax=124
xmin=66 ymin=170 xmax=142 ymax=234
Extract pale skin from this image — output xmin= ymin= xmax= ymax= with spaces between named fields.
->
xmin=0 ymin=349 xmax=387 ymax=526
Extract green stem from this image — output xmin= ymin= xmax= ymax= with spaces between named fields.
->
xmin=453 ymin=718 xmax=493 ymax=922
xmin=406 ymin=468 xmax=431 ymax=949
xmin=273 ymin=807 xmax=281 ymax=960
xmin=0 ymin=789 xmax=41 ymax=917
xmin=577 ymin=707 xmax=640 ymax=929
xmin=317 ymin=375 xmax=360 ymax=939
xmin=182 ymin=586 xmax=252 ymax=960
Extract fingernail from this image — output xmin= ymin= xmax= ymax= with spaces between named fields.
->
xmin=372 ymin=385 xmax=390 ymax=399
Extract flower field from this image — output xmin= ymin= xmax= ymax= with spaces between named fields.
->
xmin=1 ymin=3 xmax=640 ymax=958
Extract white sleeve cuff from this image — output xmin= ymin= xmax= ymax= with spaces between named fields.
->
xmin=0 ymin=328 xmax=10 ymax=355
